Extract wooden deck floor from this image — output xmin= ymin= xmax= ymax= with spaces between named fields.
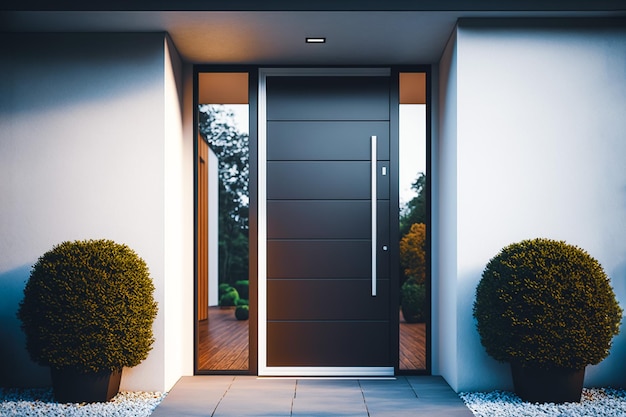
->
xmin=400 ymin=318 xmax=426 ymax=370
xmin=198 ymin=307 xmax=425 ymax=371
xmin=198 ymin=307 xmax=249 ymax=371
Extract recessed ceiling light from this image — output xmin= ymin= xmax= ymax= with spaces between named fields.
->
xmin=306 ymin=37 xmax=326 ymax=44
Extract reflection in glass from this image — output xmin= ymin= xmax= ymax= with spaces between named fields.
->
xmin=399 ymin=74 xmax=427 ymax=371
xmin=197 ymin=102 xmax=250 ymax=371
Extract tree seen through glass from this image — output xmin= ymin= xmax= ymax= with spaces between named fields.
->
xmin=198 ymin=104 xmax=249 ymax=289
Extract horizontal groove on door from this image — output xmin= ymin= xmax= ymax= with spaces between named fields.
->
xmin=267 ymin=161 xmax=389 ymax=200
xmin=267 ymin=240 xmax=389 ymax=279
xmin=267 ymin=201 xmax=389 ymax=240
xmin=268 ymin=279 xmax=389 ymax=320
xmin=267 ymin=121 xmax=389 ymax=161
xmin=266 ymin=76 xmax=390 ymax=121
xmin=267 ymin=321 xmax=390 ymax=367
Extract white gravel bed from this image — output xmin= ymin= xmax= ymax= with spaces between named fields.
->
xmin=0 ymin=389 xmax=166 ymax=417
xmin=460 ymin=388 xmax=626 ymax=417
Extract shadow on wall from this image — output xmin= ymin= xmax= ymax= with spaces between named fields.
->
xmin=591 ymin=319 xmax=626 ymax=388
xmin=0 ymin=264 xmax=51 ymax=388
xmin=596 ymin=259 xmax=626 ymax=388
xmin=4 ymin=33 xmax=163 ymax=115
xmin=610 ymin=260 xmax=626 ymax=311
xmin=457 ymin=267 xmax=514 ymax=392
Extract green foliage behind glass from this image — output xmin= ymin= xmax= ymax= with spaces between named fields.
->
xmin=198 ymin=105 xmax=249 ymax=287
xmin=234 ymin=280 xmax=249 ymax=300
xmin=219 ymin=287 xmax=239 ymax=307
xmin=219 ymin=283 xmax=234 ymax=297
xmin=400 ymin=223 xmax=426 ymax=285
xmin=401 ymin=281 xmax=426 ymax=323
xmin=473 ymin=238 xmax=622 ymax=370
xmin=17 ymin=239 xmax=158 ymax=373
xmin=235 ymin=305 xmax=249 ymax=321
xmin=399 ymin=173 xmax=426 ymax=237
xmin=399 ymin=173 xmax=427 ymax=289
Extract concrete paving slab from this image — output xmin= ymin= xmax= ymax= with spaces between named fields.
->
xmin=214 ymin=377 xmax=295 ymax=417
xmin=150 ymin=375 xmax=232 ymax=417
xmin=150 ymin=375 xmax=474 ymax=417
xmin=291 ymin=379 xmax=368 ymax=417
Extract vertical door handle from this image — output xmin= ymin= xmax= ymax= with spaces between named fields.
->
xmin=371 ymin=135 xmax=377 ymax=297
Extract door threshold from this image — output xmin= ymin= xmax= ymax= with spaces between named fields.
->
xmin=258 ymin=366 xmax=395 ymax=377
xmin=257 ymin=376 xmax=397 ymax=380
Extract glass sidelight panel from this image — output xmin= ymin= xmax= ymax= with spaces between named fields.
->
xmin=196 ymin=72 xmax=250 ymax=372
xmin=398 ymin=72 xmax=428 ymax=372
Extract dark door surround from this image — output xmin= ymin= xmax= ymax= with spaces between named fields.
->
xmin=258 ymin=68 xmax=398 ymax=377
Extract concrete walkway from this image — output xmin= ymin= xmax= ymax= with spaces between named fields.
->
xmin=151 ymin=375 xmax=474 ymax=417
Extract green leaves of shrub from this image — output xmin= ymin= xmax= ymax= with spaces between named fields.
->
xmin=401 ymin=281 xmax=426 ymax=323
xmin=17 ymin=239 xmax=158 ymax=373
xmin=235 ymin=305 xmax=249 ymax=320
xmin=219 ymin=288 xmax=239 ymax=306
xmin=234 ymin=280 xmax=249 ymax=300
xmin=473 ymin=238 xmax=622 ymax=370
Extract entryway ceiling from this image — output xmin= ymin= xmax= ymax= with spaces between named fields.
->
xmin=2 ymin=2 xmax=625 ymax=64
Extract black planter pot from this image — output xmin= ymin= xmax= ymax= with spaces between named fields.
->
xmin=511 ymin=363 xmax=585 ymax=404
xmin=51 ymin=368 xmax=122 ymax=403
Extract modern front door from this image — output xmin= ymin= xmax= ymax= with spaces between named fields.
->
xmin=258 ymin=68 xmax=395 ymax=376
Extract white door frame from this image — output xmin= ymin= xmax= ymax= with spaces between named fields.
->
xmin=257 ymin=67 xmax=394 ymax=377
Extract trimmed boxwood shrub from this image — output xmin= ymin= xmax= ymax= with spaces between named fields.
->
xmin=236 ymin=298 xmax=249 ymax=306
xmin=401 ymin=281 xmax=426 ymax=323
xmin=219 ymin=283 xmax=233 ymax=297
xmin=17 ymin=239 xmax=158 ymax=374
xmin=473 ymin=238 xmax=622 ymax=370
xmin=219 ymin=287 xmax=239 ymax=307
xmin=234 ymin=280 xmax=249 ymax=300
xmin=235 ymin=305 xmax=249 ymax=321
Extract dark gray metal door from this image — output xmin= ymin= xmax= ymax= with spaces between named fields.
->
xmin=261 ymin=71 xmax=393 ymax=375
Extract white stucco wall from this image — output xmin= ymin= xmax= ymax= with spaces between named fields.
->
xmin=436 ymin=20 xmax=626 ymax=392
xmin=160 ymin=36 xmax=195 ymax=392
xmin=435 ymin=28 xmax=459 ymax=390
xmin=0 ymin=32 xmax=193 ymax=392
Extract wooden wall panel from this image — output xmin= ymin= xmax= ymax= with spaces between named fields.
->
xmin=197 ymin=135 xmax=209 ymax=321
